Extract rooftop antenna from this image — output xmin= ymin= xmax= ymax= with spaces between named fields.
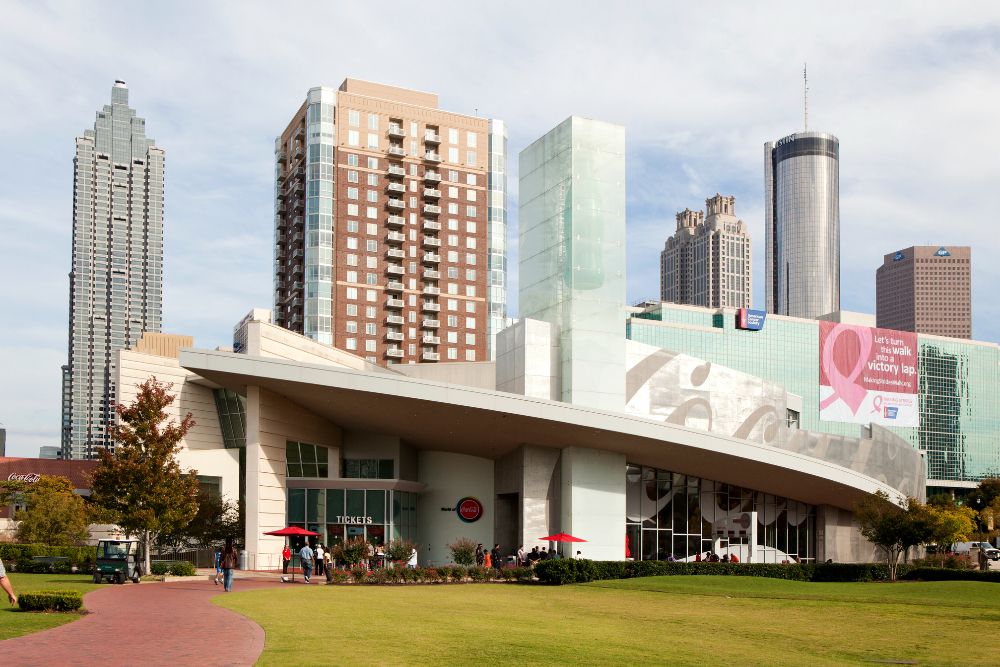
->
xmin=803 ymin=63 xmax=809 ymax=132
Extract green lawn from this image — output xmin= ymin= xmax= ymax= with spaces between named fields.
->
xmin=215 ymin=575 xmax=1000 ymax=666
xmin=0 ymin=573 xmax=100 ymax=640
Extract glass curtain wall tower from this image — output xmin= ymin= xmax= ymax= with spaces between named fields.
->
xmin=62 ymin=81 xmax=164 ymax=459
xmin=764 ymin=132 xmax=840 ymax=319
xmin=486 ymin=119 xmax=509 ymax=356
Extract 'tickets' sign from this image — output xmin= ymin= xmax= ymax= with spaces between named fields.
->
xmin=818 ymin=322 xmax=919 ymax=427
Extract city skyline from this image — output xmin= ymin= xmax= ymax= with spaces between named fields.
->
xmin=2 ymin=2 xmax=1000 ymax=456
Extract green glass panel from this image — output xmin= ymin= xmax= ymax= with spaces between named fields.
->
xmin=326 ymin=489 xmax=344 ymax=519
xmin=288 ymin=488 xmax=305 ymax=523
xmin=346 ymin=489 xmax=364 ymax=517
xmin=367 ymin=490 xmax=385 ymax=523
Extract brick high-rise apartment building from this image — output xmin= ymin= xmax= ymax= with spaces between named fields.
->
xmin=273 ymin=80 xmax=507 ymax=365
xmin=876 ymin=245 xmax=972 ymax=339
xmin=660 ymin=194 xmax=751 ymax=309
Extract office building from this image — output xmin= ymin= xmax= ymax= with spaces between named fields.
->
xmin=39 ymin=446 xmax=60 ymax=460
xmin=876 ymin=246 xmax=972 ymax=339
xmin=628 ymin=302 xmax=1000 ymax=490
xmin=61 ymin=81 xmax=164 ymax=459
xmin=272 ymin=79 xmax=506 ymax=365
xmin=660 ymin=194 xmax=751 ymax=308
xmin=764 ymin=132 xmax=840 ymax=319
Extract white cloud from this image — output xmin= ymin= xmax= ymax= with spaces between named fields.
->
xmin=2 ymin=1 xmax=1000 ymax=455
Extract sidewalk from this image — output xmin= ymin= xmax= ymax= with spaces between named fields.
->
xmin=0 ymin=579 xmax=279 ymax=666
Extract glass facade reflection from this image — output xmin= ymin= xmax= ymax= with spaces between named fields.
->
xmin=287 ymin=487 xmax=417 ymax=547
xmin=626 ymin=463 xmax=816 ymax=563
xmin=629 ymin=304 xmax=1000 ymax=484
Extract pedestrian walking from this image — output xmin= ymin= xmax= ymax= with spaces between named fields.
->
xmin=213 ymin=548 xmax=224 ymax=585
xmin=315 ymin=544 xmax=325 ymax=577
xmin=491 ymin=544 xmax=502 ymax=570
xmin=221 ymin=539 xmax=239 ymax=593
xmin=282 ymin=544 xmax=291 ymax=574
xmin=300 ymin=542 xmax=315 ymax=583
xmin=475 ymin=543 xmax=484 ymax=566
xmin=0 ymin=557 xmax=17 ymax=606
xmin=483 ymin=549 xmax=492 ymax=568
xmin=516 ymin=545 xmax=525 ymax=566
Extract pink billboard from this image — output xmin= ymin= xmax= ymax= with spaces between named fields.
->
xmin=818 ymin=321 xmax=919 ymax=427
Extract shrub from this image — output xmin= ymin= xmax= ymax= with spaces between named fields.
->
xmin=18 ymin=590 xmax=83 ymax=612
xmin=169 ymin=561 xmax=196 ymax=576
xmin=386 ymin=539 xmax=418 ymax=563
xmin=903 ymin=567 xmax=1000 ymax=583
xmin=512 ymin=566 xmax=534 ymax=582
xmin=447 ymin=537 xmax=478 ymax=566
xmin=150 ymin=561 xmax=171 ymax=575
xmin=422 ymin=567 xmax=441 ymax=583
xmin=369 ymin=568 xmax=393 ymax=584
xmin=333 ymin=538 xmax=371 ymax=567
xmin=327 ymin=569 xmax=350 ymax=584
xmin=349 ymin=566 xmax=369 ymax=583
xmin=449 ymin=565 xmax=466 ymax=582
xmin=466 ymin=565 xmax=490 ymax=582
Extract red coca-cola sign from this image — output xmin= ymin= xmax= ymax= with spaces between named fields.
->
xmin=456 ymin=497 xmax=483 ymax=523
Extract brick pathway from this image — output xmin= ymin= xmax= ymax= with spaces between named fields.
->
xmin=0 ymin=578 xmax=280 ymax=666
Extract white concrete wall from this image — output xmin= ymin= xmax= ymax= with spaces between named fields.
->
xmin=245 ymin=386 xmax=342 ymax=566
xmin=416 ymin=451 xmax=494 ymax=566
xmin=395 ymin=361 xmax=496 ymax=390
xmin=496 ymin=319 xmax=560 ymax=399
xmin=560 ymin=447 xmax=626 ymax=560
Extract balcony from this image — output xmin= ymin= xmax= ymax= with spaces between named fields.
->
xmin=275 ymin=232 xmax=286 ymax=243
xmin=422 ymin=252 xmax=440 ymax=264
xmin=291 ymin=297 xmax=303 ymax=309
xmin=387 ymin=145 xmax=406 ymax=158
xmin=422 ymin=352 xmax=440 ymax=362
xmin=386 ymin=231 xmax=406 ymax=244
xmin=423 ymin=269 xmax=440 ymax=279
xmin=292 ymin=281 xmax=303 ymax=291
xmin=386 ymin=281 xmax=404 ymax=293
xmin=386 ymin=297 xmax=405 ymax=309
xmin=386 ymin=331 xmax=404 ymax=342
xmin=387 ymin=182 xmax=406 ymax=194
xmin=386 ymin=314 xmax=405 ymax=326
xmin=386 ymin=264 xmax=404 ymax=275
xmin=386 ymin=215 xmax=404 ymax=228
xmin=276 ymin=202 xmax=286 ymax=213
xmin=386 ymin=348 xmax=404 ymax=359
xmin=386 ymin=247 xmax=405 ymax=259
xmin=387 ymin=198 xmax=405 ymax=210
xmin=423 ymin=204 xmax=441 ymax=215
xmin=422 ymin=302 xmax=441 ymax=313
xmin=424 ymin=170 xmax=441 ymax=183
xmin=423 ymin=220 xmax=441 ymax=231
xmin=423 ymin=285 xmax=440 ymax=295
xmin=291 ymin=264 xmax=303 ymax=275
xmin=276 ymin=151 xmax=287 ymax=164
xmin=422 ymin=319 xmax=440 ymax=329
xmin=424 ymin=151 xmax=441 ymax=163
xmin=388 ymin=125 xmax=405 ymax=138
xmin=291 ymin=231 xmax=304 ymax=243
xmin=292 ymin=215 xmax=304 ymax=228
xmin=292 ymin=249 xmax=304 ymax=259
xmin=423 ymin=188 xmax=441 ymax=199
xmin=422 ymin=236 xmax=441 ymax=248
xmin=293 ymin=145 xmax=304 ymax=160
xmin=424 ymin=131 xmax=441 ymax=144
xmin=387 ymin=164 xmax=406 ymax=178
xmin=422 ymin=335 xmax=440 ymax=345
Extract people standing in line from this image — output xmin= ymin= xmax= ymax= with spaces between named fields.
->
xmin=213 ymin=547 xmax=224 ymax=585
xmin=576 ymin=551 xmax=582 ymax=559
xmin=407 ymin=546 xmax=418 ymax=569
xmin=491 ymin=544 xmax=502 ymax=570
xmin=300 ymin=542 xmax=315 ymax=583
xmin=695 ymin=551 xmax=702 ymax=562
xmin=475 ymin=543 xmax=484 ymax=566
xmin=730 ymin=553 xmax=740 ymax=563
xmin=221 ymin=538 xmax=239 ymax=593
xmin=516 ymin=545 xmax=525 ymax=566
xmin=282 ymin=544 xmax=292 ymax=574
xmin=0 ymin=557 xmax=17 ymax=606
xmin=483 ymin=549 xmax=492 ymax=569
xmin=315 ymin=544 xmax=325 ymax=577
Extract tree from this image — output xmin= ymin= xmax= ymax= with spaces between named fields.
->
xmin=968 ymin=477 xmax=1000 ymax=531
xmin=15 ymin=476 xmax=90 ymax=546
xmin=447 ymin=537 xmax=478 ymax=566
xmin=921 ymin=503 xmax=977 ymax=557
xmin=90 ymin=377 xmax=201 ymax=572
xmin=853 ymin=491 xmax=930 ymax=580
xmin=157 ymin=491 xmax=243 ymax=552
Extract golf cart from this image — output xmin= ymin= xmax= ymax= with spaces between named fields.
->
xmin=94 ymin=539 xmax=143 ymax=584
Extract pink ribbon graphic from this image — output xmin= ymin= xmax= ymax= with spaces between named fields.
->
xmin=819 ymin=324 xmax=872 ymax=415
xmin=870 ymin=395 xmax=883 ymax=415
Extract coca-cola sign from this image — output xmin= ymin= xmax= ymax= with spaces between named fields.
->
xmin=7 ymin=473 xmax=41 ymax=484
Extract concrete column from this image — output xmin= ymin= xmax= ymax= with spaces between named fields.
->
xmin=559 ymin=447 xmax=626 ymax=560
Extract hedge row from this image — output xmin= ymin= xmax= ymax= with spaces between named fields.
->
xmin=150 ymin=561 xmax=197 ymax=576
xmin=903 ymin=567 xmax=1000 ymax=583
xmin=327 ymin=565 xmax=535 ymax=584
xmin=18 ymin=590 xmax=84 ymax=612
xmin=532 ymin=559 xmax=920 ymax=585
xmin=0 ymin=544 xmax=95 ymax=572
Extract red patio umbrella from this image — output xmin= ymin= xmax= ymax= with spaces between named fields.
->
xmin=263 ymin=526 xmax=319 ymax=537
xmin=538 ymin=532 xmax=586 ymax=543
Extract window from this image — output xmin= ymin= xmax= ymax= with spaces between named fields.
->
xmin=346 ymin=304 xmax=358 ymax=316
xmin=448 ymin=170 xmax=459 ymax=181
xmin=366 ymin=273 xmax=377 ymax=285
xmin=448 ymin=128 xmax=459 ymax=143
xmin=448 ymin=186 xmax=459 ymax=198
xmin=466 ymin=190 xmax=476 ymax=202
xmin=365 ymin=322 xmax=377 ymax=335
xmin=347 ymin=237 xmax=358 ymax=250
xmin=366 ymin=239 xmax=377 ymax=252
xmin=466 ymin=253 xmax=476 ymax=264
xmin=448 ymin=251 xmax=459 ymax=262
xmin=447 ymin=315 xmax=458 ymax=327
xmin=366 ymin=289 xmax=376 ymax=302
xmin=367 ymin=172 xmax=378 ymax=186
xmin=466 ymin=269 xmax=476 ymax=281
xmin=466 ymin=221 xmax=476 ymax=233
xmin=348 ymin=110 xmax=360 ymax=127
xmin=347 ymin=204 xmax=359 ymax=216
xmin=466 ymin=206 xmax=477 ymax=218
xmin=465 ymin=285 xmax=476 ymax=297
xmin=286 ymin=441 xmax=330 ymax=478
xmin=346 ymin=338 xmax=357 ymax=350
xmin=448 ymin=219 xmax=459 ymax=231
xmin=342 ymin=458 xmax=394 ymax=479
xmin=448 ymin=234 xmax=458 ymax=247
xmin=448 ymin=203 xmax=459 ymax=214
xmin=447 ymin=331 xmax=457 ymax=343
xmin=367 ymin=206 xmax=378 ymax=219
xmin=346 ymin=271 xmax=358 ymax=283
xmin=365 ymin=339 xmax=376 ymax=352
xmin=366 ymin=306 xmax=377 ymax=318
xmin=346 ymin=220 xmax=359 ymax=233
xmin=367 ymin=156 xmax=379 ymax=169
xmin=347 ymin=170 xmax=359 ymax=183
xmin=348 ymin=130 xmax=360 ymax=146
xmin=366 ymin=223 xmax=378 ymax=236
xmin=366 ymin=255 xmax=378 ymax=268
xmin=447 ymin=283 xmax=458 ymax=295
xmin=346 ymin=288 xmax=358 ymax=300
xmin=465 ymin=350 xmax=476 ymax=361
xmin=448 ymin=147 xmax=459 ymax=163
xmin=466 ymin=131 xmax=477 ymax=148
xmin=447 ymin=299 xmax=458 ymax=311
xmin=367 ymin=133 xmax=379 ymax=149
xmin=346 ymin=320 xmax=358 ymax=332
xmin=447 ymin=348 xmax=458 ymax=360
xmin=347 ymin=187 xmax=359 ymax=200
xmin=465 ymin=301 xmax=476 ymax=313
xmin=467 ymin=151 xmax=477 ymax=165
xmin=466 ymin=173 xmax=477 ymax=186
xmin=448 ymin=267 xmax=459 ymax=278
xmin=368 ymin=113 xmax=379 ymax=130
xmin=366 ymin=190 xmax=378 ymax=203
xmin=347 ymin=153 xmax=359 ymax=167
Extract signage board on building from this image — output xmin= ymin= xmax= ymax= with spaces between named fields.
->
xmin=818 ymin=321 xmax=919 ymax=428
xmin=736 ymin=309 xmax=766 ymax=331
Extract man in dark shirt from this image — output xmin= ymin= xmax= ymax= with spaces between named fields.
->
xmin=490 ymin=544 xmax=502 ymax=570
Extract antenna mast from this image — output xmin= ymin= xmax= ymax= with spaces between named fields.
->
xmin=803 ymin=63 xmax=809 ymax=132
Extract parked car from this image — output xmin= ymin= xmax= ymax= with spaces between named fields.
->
xmin=952 ymin=541 xmax=1000 ymax=561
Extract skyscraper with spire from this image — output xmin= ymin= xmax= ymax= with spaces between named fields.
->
xmin=61 ymin=81 xmax=164 ymax=459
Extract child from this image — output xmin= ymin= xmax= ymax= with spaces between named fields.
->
xmin=213 ymin=548 xmax=223 ymax=585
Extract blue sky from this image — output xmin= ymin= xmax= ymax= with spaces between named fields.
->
xmin=2 ymin=2 xmax=1000 ymax=457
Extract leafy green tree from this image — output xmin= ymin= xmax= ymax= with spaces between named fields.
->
xmin=90 ymin=377 xmax=201 ymax=572
xmin=15 ymin=475 xmax=90 ymax=546
xmin=968 ymin=477 xmax=1000 ymax=531
xmin=854 ymin=491 xmax=930 ymax=580
xmin=447 ymin=537 xmax=478 ymax=566
xmin=926 ymin=493 xmax=957 ymax=508
xmin=158 ymin=491 xmax=242 ymax=552
xmin=331 ymin=537 xmax=371 ymax=567
xmin=921 ymin=503 xmax=977 ymax=554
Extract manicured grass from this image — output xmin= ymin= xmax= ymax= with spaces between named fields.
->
xmin=0 ymin=573 xmax=100 ymax=640
xmin=215 ymin=575 xmax=1000 ymax=666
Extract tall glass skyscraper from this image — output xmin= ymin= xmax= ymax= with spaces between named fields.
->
xmin=764 ymin=132 xmax=840 ymax=319
xmin=61 ymin=81 xmax=164 ymax=459
xmin=519 ymin=116 xmax=626 ymax=410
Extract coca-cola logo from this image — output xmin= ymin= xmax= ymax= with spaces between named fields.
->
xmin=7 ymin=473 xmax=41 ymax=484
xmin=456 ymin=497 xmax=483 ymax=523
